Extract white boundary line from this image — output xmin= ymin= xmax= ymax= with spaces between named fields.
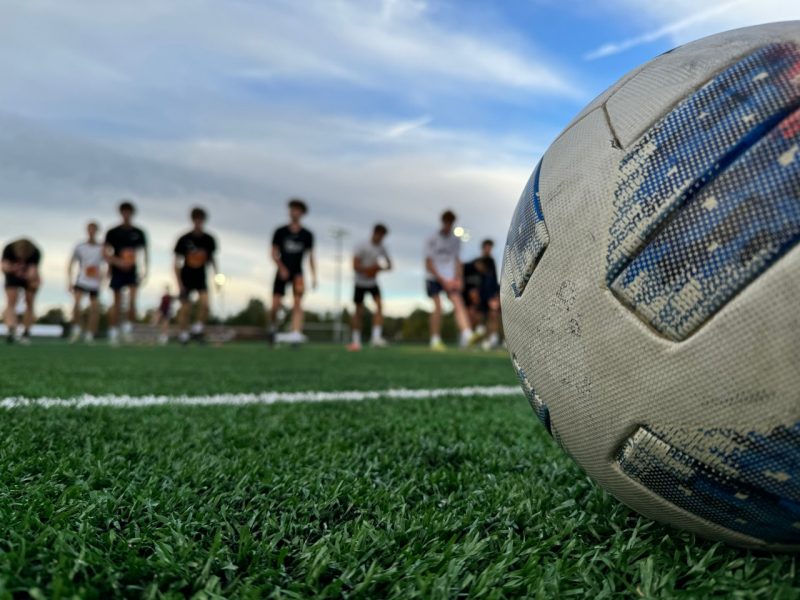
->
xmin=0 ymin=386 xmax=522 ymax=410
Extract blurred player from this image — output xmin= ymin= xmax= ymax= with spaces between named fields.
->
xmin=156 ymin=286 xmax=175 ymax=345
xmin=347 ymin=223 xmax=392 ymax=351
xmin=105 ymin=200 xmax=149 ymax=346
xmin=424 ymin=210 xmax=474 ymax=351
xmin=67 ymin=221 xmax=105 ymax=344
xmin=2 ymin=238 xmax=42 ymax=345
xmin=269 ymin=198 xmax=317 ymax=345
xmin=464 ymin=239 xmax=501 ymax=351
xmin=174 ymin=207 xmax=219 ymax=345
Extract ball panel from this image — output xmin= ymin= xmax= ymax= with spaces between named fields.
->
xmin=606 ymin=22 xmax=800 ymax=148
xmin=618 ymin=422 xmax=800 ymax=545
xmin=502 ymin=161 xmax=549 ymax=298
xmin=612 ymin=104 xmax=800 ymax=341
xmin=607 ymin=42 xmax=800 ymax=289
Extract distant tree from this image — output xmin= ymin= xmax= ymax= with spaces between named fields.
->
xmin=37 ymin=307 xmax=67 ymax=325
xmin=225 ymin=298 xmax=267 ymax=327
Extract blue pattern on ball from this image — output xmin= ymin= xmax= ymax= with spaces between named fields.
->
xmin=607 ymin=43 xmax=800 ymax=341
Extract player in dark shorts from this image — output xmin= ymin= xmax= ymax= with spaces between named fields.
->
xmin=174 ymin=207 xmax=219 ymax=345
xmin=2 ymin=238 xmax=42 ymax=345
xmin=464 ymin=239 xmax=501 ymax=350
xmin=104 ymin=200 xmax=149 ymax=345
xmin=269 ymin=198 xmax=317 ymax=345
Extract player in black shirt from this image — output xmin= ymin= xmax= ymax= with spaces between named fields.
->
xmin=2 ymin=238 xmax=42 ymax=344
xmin=173 ymin=207 xmax=219 ymax=344
xmin=269 ymin=198 xmax=317 ymax=344
xmin=104 ymin=200 xmax=149 ymax=345
xmin=464 ymin=239 xmax=501 ymax=351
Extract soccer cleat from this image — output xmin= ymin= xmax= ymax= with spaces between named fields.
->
xmin=430 ymin=339 xmax=447 ymax=352
xmin=346 ymin=342 xmax=362 ymax=352
xmin=18 ymin=336 xmax=31 ymax=346
xmin=370 ymin=337 xmax=388 ymax=349
xmin=69 ymin=328 xmax=82 ymax=344
xmin=157 ymin=333 xmax=169 ymax=346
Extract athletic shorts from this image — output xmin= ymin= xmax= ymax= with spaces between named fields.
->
xmin=426 ymin=280 xmax=445 ymax=298
xmin=5 ymin=274 xmax=30 ymax=290
xmin=273 ymin=270 xmax=303 ymax=297
xmin=354 ymin=285 xmax=381 ymax=305
xmin=180 ymin=270 xmax=208 ymax=300
xmin=110 ymin=268 xmax=138 ymax=291
xmin=74 ymin=284 xmax=99 ymax=299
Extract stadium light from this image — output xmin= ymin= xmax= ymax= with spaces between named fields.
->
xmin=453 ymin=226 xmax=465 ymax=238
xmin=214 ymin=273 xmax=227 ymax=287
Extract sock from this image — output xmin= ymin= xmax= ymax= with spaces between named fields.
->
xmin=179 ymin=331 xmax=190 ymax=342
xmin=352 ymin=330 xmax=362 ymax=345
xmin=122 ymin=321 xmax=133 ymax=335
xmin=460 ymin=329 xmax=474 ymax=345
xmin=109 ymin=327 xmax=119 ymax=340
xmin=85 ymin=333 xmax=94 ymax=342
xmin=372 ymin=325 xmax=383 ymax=341
xmin=191 ymin=322 xmax=204 ymax=334
xmin=431 ymin=334 xmax=442 ymax=345
xmin=488 ymin=333 xmax=499 ymax=345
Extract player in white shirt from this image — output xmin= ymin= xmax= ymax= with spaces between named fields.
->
xmin=347 ymin=224 xmax=392 ymax=351
xmin=424 ymin=210 xmax=475 ymax=351
xmin=67 ymin=222 xmax=105 ymax=343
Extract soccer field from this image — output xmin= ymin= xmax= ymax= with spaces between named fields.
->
xmin=0 ymin=344 xmax=797 ymax=598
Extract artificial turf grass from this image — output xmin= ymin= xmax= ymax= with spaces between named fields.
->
xmin=0 ymin=343 xmax=798 ymax=598
xmin=0 ymin=343 xmax=515 ymax=398
xmin=1 ymin=396 xmax=799 ymax=598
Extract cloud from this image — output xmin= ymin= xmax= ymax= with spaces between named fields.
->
xmin=587 ymin=0 xmax=800 ymax=60
xmin=585 ymin=0 xmax=752 ymax=59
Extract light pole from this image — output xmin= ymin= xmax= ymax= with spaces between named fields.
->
xmin=330 ymin=227 xmax=349 ymax=344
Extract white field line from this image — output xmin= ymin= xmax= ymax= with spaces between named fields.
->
xmin=0 ymin=386 xmax=522 ymax=410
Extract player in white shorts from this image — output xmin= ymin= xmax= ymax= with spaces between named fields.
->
xmin=67 ymin=221 xmax=105 ymax=343
xmin=425 ymin=210 xmax=475 ymax=351
xmin=347 ymin=224 xmax=392 ymax=351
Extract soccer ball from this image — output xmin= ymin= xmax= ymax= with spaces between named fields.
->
xmin=502 ymin=22 xmax=800 ymax=550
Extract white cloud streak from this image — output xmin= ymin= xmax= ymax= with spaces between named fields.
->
xmin=587 ymin=0 xmax=800 ymax=60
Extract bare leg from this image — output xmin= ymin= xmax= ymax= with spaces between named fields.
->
xmin=23 ymin=288 xmax=36 ymax=334
xmin=88 ymin=297 xmax=100 ymax=335
xmin=291 ymin=277 xmax=305 ymax=334
xmin=351 ymin=303 xmax=364 ymax=336
xmin=448 ymin=292 xmax=472 ymax=333
xmin=373 ymin=296 xmax=384 ymax=329
xmin=127 ymin=286 xmax=138 ymax=323
xmin=72 ymin=289 xmax=84 ymax=329
xmin=430 ymin=294 xmax=442 ymax=338
xmin=197 ymin=291 xmax=209 ymax=325
xmin=178 ymin=297 xmax=191 ymax=332
xmin=270 ymin=294 xmax=283 ymax=327
xmin=110 ymin=289 xmax=122 ymax=327
xmin=4 ymin=287 xmax=19 ymax=332
xmin=487 ymin=298 xmax=500 ymax=336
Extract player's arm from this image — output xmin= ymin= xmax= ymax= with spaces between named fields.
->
xmin=383 ymin=251 xmax=393 ymax=272
xmin=353 ymin=256 xmax=363 ymax=273
xmin=425 ymin=256 xmax=443 ymax=284
xmin=104 ymin=241 xmax=121 ymax=269
xmin=272 ymin=244 xmax=289 ymax=279
xmin=173 ymin=253 xmax=183 ymax=292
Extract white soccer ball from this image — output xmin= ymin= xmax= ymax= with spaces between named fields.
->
xmin=502 ymin=22 xmax=800 ymax=550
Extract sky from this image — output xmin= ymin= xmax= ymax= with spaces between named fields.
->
xmin=1 ymin=0 xmax=799 ymax=318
